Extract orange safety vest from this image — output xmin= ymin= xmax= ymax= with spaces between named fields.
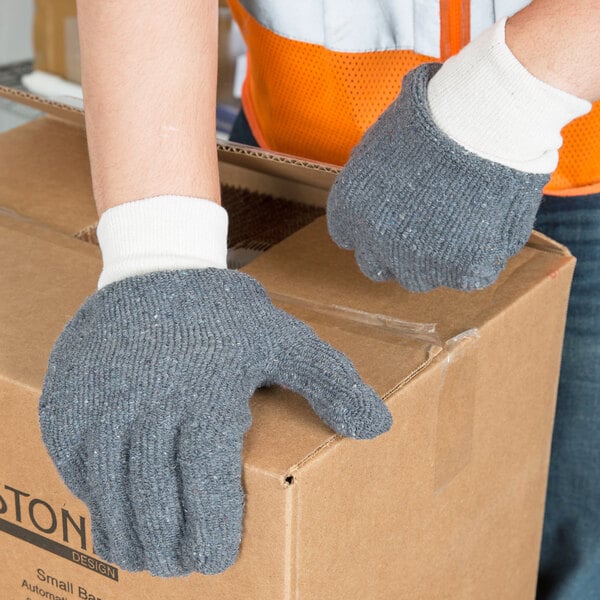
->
xmin=229 ymin=0 xmax=600 ymax=197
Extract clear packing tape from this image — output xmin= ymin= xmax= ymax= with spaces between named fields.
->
xmin=270 ymin=291 xmax=481 ymax=494
xmin=0 ymin=209 xmax=472 ymax=354
xmin=270 ymin=291 xmax=482 ymax=355
xmin=270 ymin=291 xmax=442 ymax=346
xmin=0 ymin=204 xmax=471 ymax=354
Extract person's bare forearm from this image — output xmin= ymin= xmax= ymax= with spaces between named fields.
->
xmin=77 ymin=0 xmax=220 ymax=216
xmin=506 ymin=0 xmax=600 ymax=102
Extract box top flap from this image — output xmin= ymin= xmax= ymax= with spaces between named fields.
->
xmin=0 ymin=84 xmax=338 ymax=191
xmin=0 ymin=84 xmax=85 ymax=126
xmin=244 ymin=218 xmax=573 ymax=345
xmin=527 ymin=229 xmax=571 ymax=256
xmin=240 ymin=217 xmax=574 ymax=474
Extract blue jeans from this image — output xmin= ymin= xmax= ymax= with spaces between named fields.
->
xmin=231 ymin=110 xmax=600 ymax=597
xmin=535 ymin=192 xmax=600 ymax=600
xmin=230 ymin=108 xmax=259 ymax=146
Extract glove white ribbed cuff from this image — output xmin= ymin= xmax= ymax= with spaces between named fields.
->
xmin=427 ymin=18 xmax=592 ymax=173
xmin=97 ymin=195 xmax=228 ymax=289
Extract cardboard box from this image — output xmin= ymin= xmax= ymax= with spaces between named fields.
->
xmin=34 ymin=0 xmax=81 ymax=83
xmin=0 ymin=87 xmax=576 ymax=599
xmin=0 ymin=84 xmax=332 ymax=249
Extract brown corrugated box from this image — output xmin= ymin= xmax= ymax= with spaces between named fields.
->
xmin=0 ymin=87 xmax=575 ymax=599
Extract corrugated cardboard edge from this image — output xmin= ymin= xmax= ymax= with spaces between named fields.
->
xmin=0 ymin=84 xmax=83 ymax=126
xmin=0 ymin=84 xmax=339 ymax=191
xmin=282 ymin=345 xmax=445 ymax=484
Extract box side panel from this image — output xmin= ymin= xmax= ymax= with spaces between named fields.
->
xmin=293 ymin=262 xmax=573 ymax=599
xmin=0 ymin=218 xmax=101 ymax=390
xmin=0 ymin=378 xmax=290 ymax=600
xmin=0 ymin=117 xmax=97 ymax=236
xmin=0 ymin=216 xmax=293 ymax=599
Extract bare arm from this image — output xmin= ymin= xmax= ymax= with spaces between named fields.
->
xmin=506 ymin=0 xmax=600 ymax=102
xmin=76 ymin=0 xmax=220 ymax=216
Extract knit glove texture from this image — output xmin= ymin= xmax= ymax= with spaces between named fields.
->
xmin=327 ymin=63 xmax=550 ymax=292
xmin=39 ymin=269 xmax=391 ymax=576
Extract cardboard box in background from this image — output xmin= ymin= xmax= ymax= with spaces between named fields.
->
xmin=34 ymin=0 xmax=80 ymax=83
xmin=33 ymin=0 xmax=244 ymax=114
xmin=0 ymin=88 xmax=576 ymax=599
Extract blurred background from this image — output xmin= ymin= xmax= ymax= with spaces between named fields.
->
xmin=0 ymin=0 xmax=246 ymax=136
xmin=0 ymin=0 xmax=38 ymax=132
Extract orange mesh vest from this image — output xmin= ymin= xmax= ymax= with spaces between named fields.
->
xmin=229 ymin=0 xmax=600 ymax=197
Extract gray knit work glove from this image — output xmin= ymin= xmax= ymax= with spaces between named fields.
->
xmin=327 ymin=63 xmax=550 ymax=292
xmin=39 ymin=269 xmax=392 ymax=577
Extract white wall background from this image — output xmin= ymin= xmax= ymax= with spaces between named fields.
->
xmin=0 ymin=0 xmax=37 ymax=132
xmin=0 ymin=0 xmax=34 ymax=65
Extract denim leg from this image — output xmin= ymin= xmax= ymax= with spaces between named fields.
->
xmin=535 ymin=193 xmax=600 ymax=600
xmin=229 ymin=108 xmax=259 ymax=147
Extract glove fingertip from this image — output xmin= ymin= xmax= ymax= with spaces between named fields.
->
xmin=326 ymin=206 xmax=355 ymax=250
xmin=343 ymin=395 xmax=393 ymax=440
xmin=323 ymin=377 xmax=393 ymax=440
xmin=178 ymin=538 xmax=240 ymax=576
